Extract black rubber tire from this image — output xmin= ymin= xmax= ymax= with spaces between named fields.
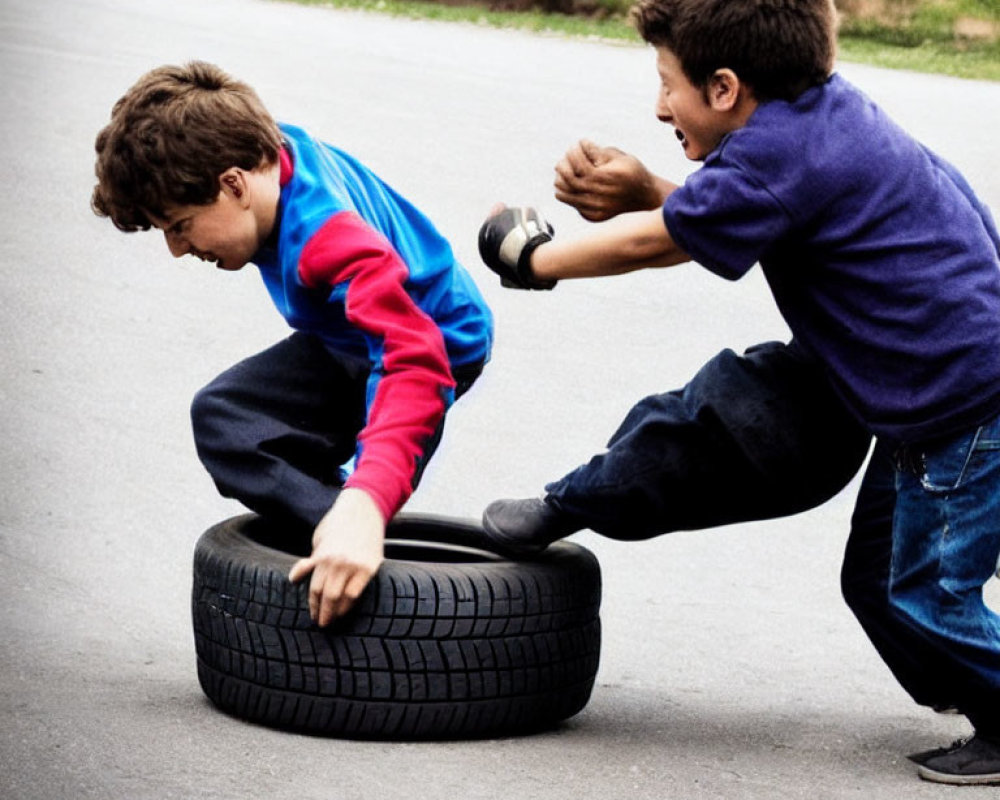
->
xmin=191 ymin=513 xmax=602 ymax=739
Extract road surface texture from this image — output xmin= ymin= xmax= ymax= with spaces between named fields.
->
xmin=2 ymin=0 xmax=998 ymax=797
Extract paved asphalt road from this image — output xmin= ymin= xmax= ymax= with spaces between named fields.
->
xmin=2 ymin=0 xmax=998 ymax=797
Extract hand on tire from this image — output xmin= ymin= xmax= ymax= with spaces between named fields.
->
xmin=478 ymin=204 xmax=556 ymax=290
xmin=288 ymin=488 xmax=385 ymax=626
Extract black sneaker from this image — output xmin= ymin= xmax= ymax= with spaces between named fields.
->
xmin=905 ymin=707 xmax=963 ymax=764
xmin=481 ymin=497 xmax=581 ymax=558
xmin=916 ymin=735 xmax=1000 ymax=785
xmin=908 ymin=738 xmax=963 ymax=766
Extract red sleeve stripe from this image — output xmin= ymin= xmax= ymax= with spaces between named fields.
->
xmin=299 ymin=211 xmax=455 ymax=520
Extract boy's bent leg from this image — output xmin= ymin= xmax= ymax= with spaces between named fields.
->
xmin=889 ymin=414 xmax=1000 ymax=738
xmin=190 ymin=332 xmax=366 ymax=528
xmin=842 ymin=441 xmax=962 ymax=713
xmin=542 ymin=341 xmax=870 ymax=541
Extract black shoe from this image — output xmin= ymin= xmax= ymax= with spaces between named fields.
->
xmin=916 ymin=735 xmax=1000 ymax=785
xmin=481 ymin=497 xmax=581 ymax=558
xmin=906 ymin=706 xmax=964 ymax=764
xmin=908 ymin=739 xmax=962 ymax=766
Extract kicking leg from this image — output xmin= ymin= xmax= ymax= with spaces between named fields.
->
xmin=484 ymin=340 xmax=870 ymax=551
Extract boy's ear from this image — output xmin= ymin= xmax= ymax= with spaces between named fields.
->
xmin=707 ymin=69 xmax=742 ymax=111
xmin=219 ymin=168 xmax=248 ymax=203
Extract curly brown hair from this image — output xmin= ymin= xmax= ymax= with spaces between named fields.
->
xmin=92 ymin=61 xmax=283 ymax=232
xmin=632 ymin=0 xmax=837 ymax=102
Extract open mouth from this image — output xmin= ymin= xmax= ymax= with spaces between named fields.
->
xmin=194 ymin=251 xmax=221 ymax=267
xmin=674 ymin=128 xmax=687 ymax=147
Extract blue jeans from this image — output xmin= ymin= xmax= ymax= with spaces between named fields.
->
xmin=845 ymin=431 xmax=1000 ymax=734
xmin=888 ymin=416 xmax=1000 ymax=732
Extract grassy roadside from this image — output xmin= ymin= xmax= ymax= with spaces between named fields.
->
xmin=286 ymin=0 xmax=1000 ymax=81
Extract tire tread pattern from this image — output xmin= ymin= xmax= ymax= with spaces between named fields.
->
xmin=192 ymin=514 xmax=601 ymax=739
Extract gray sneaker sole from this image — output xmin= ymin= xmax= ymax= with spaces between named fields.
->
xmin=917 ymin=765 xmax=1000 ymax=785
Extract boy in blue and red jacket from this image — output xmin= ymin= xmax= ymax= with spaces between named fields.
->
xmin=92 ymin=61 xmax=492 ymax=627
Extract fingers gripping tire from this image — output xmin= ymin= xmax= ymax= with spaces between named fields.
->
xmin=192 ymin=514 xmax=602 ymax=739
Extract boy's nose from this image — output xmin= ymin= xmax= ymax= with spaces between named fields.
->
xmin=164 ymin=230 xmax=189 ymax=258
xmin=655 ymin=97 xmax=671 ymax=123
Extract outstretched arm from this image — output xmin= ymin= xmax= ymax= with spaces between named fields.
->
xmin=479 ymin=203 xmax=689 ymax=288
xmin=554 ymin=139 xmax=677 ymax=221
xmin=532 ymin=207 xmax=688 ymax=281
xmin=478 ymin=140 xmax=687 ymax=288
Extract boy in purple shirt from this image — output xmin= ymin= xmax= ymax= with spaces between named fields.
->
xmin=478 ymin=0 xmax=1000 ymax=784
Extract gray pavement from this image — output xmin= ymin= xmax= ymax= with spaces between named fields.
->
xmin=2 ymin=0 xmax=999 ymax=797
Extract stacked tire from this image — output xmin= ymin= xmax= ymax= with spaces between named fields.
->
xmin=192 ymin=513 xmax=602 ymax=739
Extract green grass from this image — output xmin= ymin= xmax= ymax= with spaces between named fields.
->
xmin=288 ymin=0 xmax=638 ymax=38
xmin=839 ymin=34 xmax=1000 ymax=80
xmin=837 ymin=0 xmax=999 ymax=79
xmin=286 ymin=0 xmax=999 ymax=81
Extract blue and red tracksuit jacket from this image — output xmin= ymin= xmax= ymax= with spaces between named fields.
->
xmin=251 ymin=123 xmax=493 ymax=521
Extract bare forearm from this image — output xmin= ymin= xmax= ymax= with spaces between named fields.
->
xmin=531 ymin=209 xmax=688 ymax=281
xmin=651 ymin=176 xmax=679 ymax=207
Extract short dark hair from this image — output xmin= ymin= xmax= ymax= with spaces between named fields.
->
xmin=632 ymin=0 xmax=837 ymax=102
xmin=92 ymin=61 xmax=282 ymax=232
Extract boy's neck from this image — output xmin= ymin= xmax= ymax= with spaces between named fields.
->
xmin=731 ymin=92 xmax=758 ymax=124
xmin=250 ymin=160 xmax=283 ymax=248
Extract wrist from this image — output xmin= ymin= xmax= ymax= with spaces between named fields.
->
xmin=341 ymin=487 xmax=388 ymax=526
xmin=314 ymin=487 xmax=388 ymax=547
xmin=513 ymin=238 xmax=555 ymax=290
xmin=529 ymin=241 xmax=557 ymax=283
xmin=652 ymin=176 xmax=677 ymax=207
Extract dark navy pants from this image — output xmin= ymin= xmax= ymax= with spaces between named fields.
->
xmin=190 ymin=332 xmax=480 ymax=529
xmin=545 ymin=340 xmax=999 ymax=728
xmin=545 ymin=340 xmax=870 ymax=539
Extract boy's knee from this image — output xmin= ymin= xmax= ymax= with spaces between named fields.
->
xmin=190 ymin=380 xmax=229 ymax=444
